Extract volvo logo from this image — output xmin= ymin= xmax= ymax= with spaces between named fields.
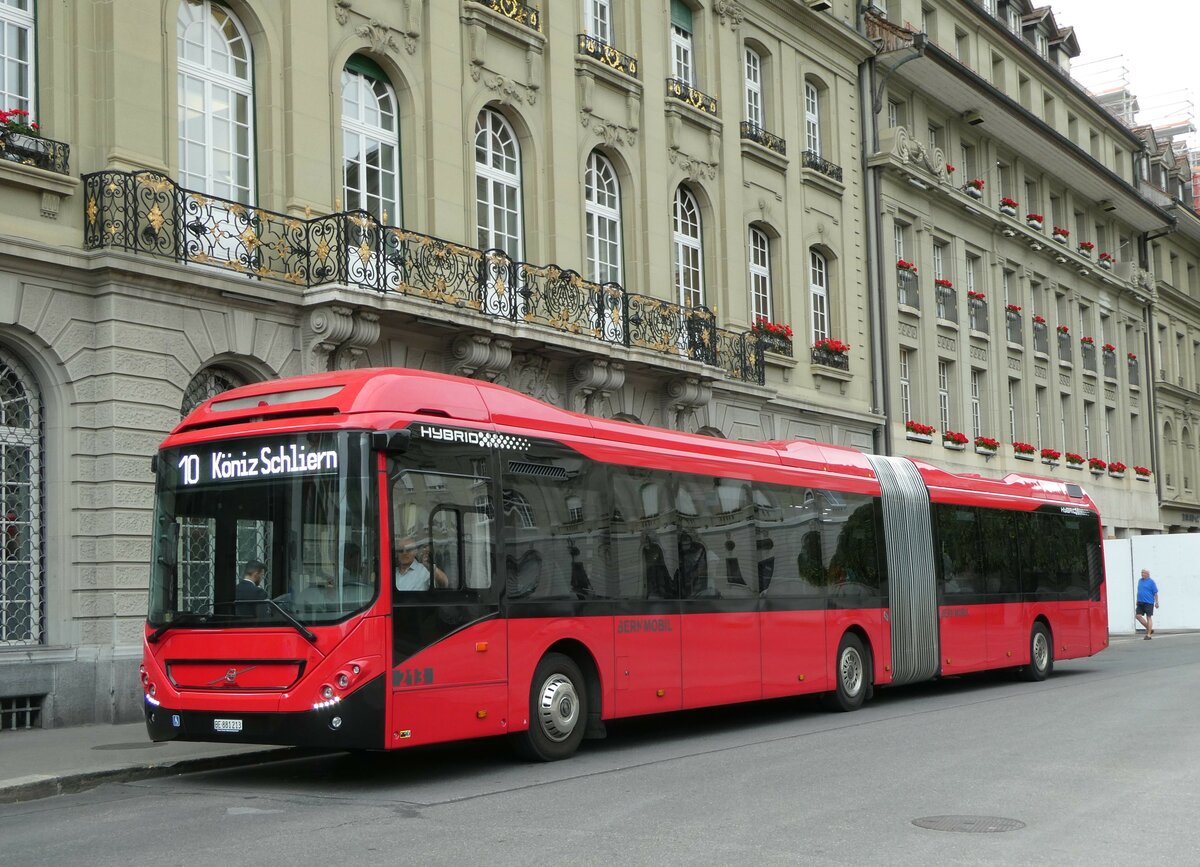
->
xmin=225 ymin=668 xmax=238 ymax=683
xmin=207 ymin=665 xmax=257 ymax=686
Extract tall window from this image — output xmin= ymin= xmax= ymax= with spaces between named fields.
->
xmin=1083 ymin=400 xmax=1093 ymax=456
xmin=894 ymin=222 xmax=907 ymax=261
xmin=1035 ymin=386 xmax=1046 ymax=446
xmin=804 ymin=82 xmax=821 ymax=155
xmin=1008 ymin=379 xmax=1018 ymax=440
xmin=0 ymin=0 xmax=34 ymax=115
xmin=810 ymin=250 xmax=829 ymax=341
xmin=971 ymin=370 xmax=982 ymax=437
xmin=342 ymin=60 xmax=400 ymax=222
xmin=673 ymin=186 xmax=703 ymax=307
xmin=585 ymin=0 xmax=612 ymax=43
xmin=670 ymin=2 xmax=693 ymax=85
xmin=932 ymin=242 xmax=946 ymax=280
xmin=585 ymin=151 xmax=622 ymax=285
xmin=938 ymin=360 xmax=952 ymax=431
xmin=899 ymin=350 xmax=912 ymax=422
xmin=177 ymin=1 xmax=255 ymax=202
xmin=475 ymin=108 xmax=523 ymax=260
xmin=744 ymin=48 xmax=763 ymax=129
xmin=0 ymin=347 xmax=43 ymax=646
xmin=748 ymin=227 xmax=771 ymax=322
xmin=1060 ymin=394 xmax=1070 ymax=452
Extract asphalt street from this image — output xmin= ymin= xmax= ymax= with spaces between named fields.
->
xmin=1 ymin=633 xmax=1194 ymax=866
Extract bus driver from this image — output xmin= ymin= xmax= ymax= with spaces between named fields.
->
xmin=395 ymin=537 xmax=448 ymax=591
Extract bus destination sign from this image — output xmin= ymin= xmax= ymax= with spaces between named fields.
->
xmin=176 ymin=442 xmax=339 ymax=487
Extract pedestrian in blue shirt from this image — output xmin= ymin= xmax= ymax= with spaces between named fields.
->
xmin=1135 ymin=568 xmax=1160 ymax=639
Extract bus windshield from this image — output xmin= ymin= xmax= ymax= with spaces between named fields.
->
xmin=148 ymin=431 xmax=376 ymax=629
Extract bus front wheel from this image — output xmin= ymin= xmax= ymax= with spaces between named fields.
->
xmin=1022 ymin=622 xmax=1053 ymax=682
xmin=515 ymin=652 xmax=587 ymax=761
xmin=825 ymin=633 xmax=871 ymax=712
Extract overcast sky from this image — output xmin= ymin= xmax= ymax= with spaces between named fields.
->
xmin=1047 ymin=0 xmax=1198 ymax=144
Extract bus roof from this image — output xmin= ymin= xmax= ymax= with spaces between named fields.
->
xmin=167 ymin=367 xmax=1097 ymax=512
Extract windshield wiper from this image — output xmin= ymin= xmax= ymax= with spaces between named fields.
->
xmin=264 ymin=597 xmax=318 ymax=643
xmin=147 ymin=611 xmax=206 ymax=644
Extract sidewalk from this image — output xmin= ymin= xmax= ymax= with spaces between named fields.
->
xmin=0 ymin=720 xmax=299 ymax=804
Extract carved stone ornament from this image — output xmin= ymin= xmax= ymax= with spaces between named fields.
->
xmin=714 ymin=1 xmax=746 ymax=27
xmin=887 ymin=126 xmax=950 ymax=184
xmin=333 ymin=0 xmax=352 ymax=25
xmin=669 ymin=149 xmax=719 ymax=182
xmin=305 ymin=305 xmax=381 ymax=372
xmin=663 ymin=375 xmax=712 ymax=432
xmin=495 ymin=354 xmax=560 ymax=405
xmin=567 ymin=359 xmax=626 ymax=416
xmin=449 ymin=333 xmax=512 ymax=380
xmin=356 ymin=19 xmax=399 ymax=56
xmin=580 ymin=112 xmax=637 ymax=148
xmin=480 ymin=72 xmax=536 ymax=106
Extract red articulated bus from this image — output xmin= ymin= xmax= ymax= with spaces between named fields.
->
xmin=142 ymin=368 xmax=1108 ymax=760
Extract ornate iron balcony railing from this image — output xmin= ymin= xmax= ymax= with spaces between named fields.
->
xmin=739 ymin=122 xmax=786 ymax=155
xmin=82 ymin=170 xmax=764 ymax=384
xmin=577 ymin=34 xmax=638 ymax=78
xmin=802 ymin=150 xmax=843 ymax=182
xmin=0 ymin=130 xmax=70 ymax=174
xmin=811 ymin=348 xmax=849 ymax=371
xmin=478 ymin=0 xmax=541 ymax=32
xmin=666 ymin=78 xmax=718 ymax=114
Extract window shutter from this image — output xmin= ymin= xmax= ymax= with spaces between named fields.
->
xmin=670 ymin=0 xmax=693 ymax=31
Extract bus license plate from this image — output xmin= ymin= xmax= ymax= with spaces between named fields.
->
xmin=213 ymin=718 xmax=243 ymax=733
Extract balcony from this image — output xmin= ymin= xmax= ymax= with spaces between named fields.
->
xmin=1081 ymin=342 xmax=1097 ymax=373
xmin=1103 ymin=348 xmax=1117 ymax=379
xmin=1057 ymin=331 xmax=1072 ymax=363
xmin=1128 ymin=356 xmax=1140 ymax=386
xmin=935 ymin=286 xmax=958 ymax=323
xmin=475 ymin=0 xmax=541 ymax=32
xmin=740 ymin=121 xmax=786 ymax=155
xmin=666 ymin=78 xmax=718 ymax=115
xmin=1 ymin=129 xmax=70 ymax=174
xmin=577 ymin=34 xmax=638 ymax=78
xmin=897 ymin=267 xmax=919 ymax=308
xmin=1005 ymin=311 xmax=1023 ymax=345
xmin=1032 ymin=321 xmax=1049 ymax=354
xmin=82 ymin=170 xmax=765 ymax=384
xmin=968 ymin=298 xmax=988 ymax=333
xmin=802 ymin=150 xmax=843 ymax=182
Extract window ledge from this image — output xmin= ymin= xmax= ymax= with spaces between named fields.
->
xmin=1006 ymin=341 xmax=1024 ymax=352
xmin=0 ymin=158 xmax=79 ymax=198
xmin=665 ymin=101 xmax=721 ymax=135
xmin=462 ymin=2 xmax=546 ymax=49
xmin=969 ymin=329 xmax=990 ymax=342
xmin=800 ymin=164 xmax=845 ymax=196
xmin=936 ymin=318 xmax=960 ymax=333
xmin=811 ymin=362 xmax=853 ymax=393
xmin=1059 ymin=359 xmax=1074 ymax=370
xmin=575 ymin=51 xmax=642 ymax=94
xmin=899 ymin=303 xmax=921 ymax=319
xmin=740 ymin=139 xmax=788 ymax=172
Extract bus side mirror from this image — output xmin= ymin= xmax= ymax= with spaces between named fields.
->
xmin=372 ymin=429 xmax=411 ymax=452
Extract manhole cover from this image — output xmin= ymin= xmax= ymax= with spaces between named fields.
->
xmin=91 ymin=742 xmax=165 ymax=751
xmin=913 ymin=815 xmax=1025 ymax=833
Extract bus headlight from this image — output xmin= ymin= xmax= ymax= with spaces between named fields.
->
xmin=336 ymin=673 xmax=349 ymax=689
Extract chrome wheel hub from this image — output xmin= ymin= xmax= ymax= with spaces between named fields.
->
xmin=840 ymin=647 xmax=863 ymax=696
xmin=1032 ymin=632 xmax=1049 ymax=671
xmin=536 ymin=673 xmax=579 ymax=742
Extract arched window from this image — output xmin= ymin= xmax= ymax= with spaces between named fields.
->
xmin=0 ymin=347 xmax=43 ymax=646
xmin=177 ymin=1 xmax=255 ymax=202
xmin=744 ymin=48 xmax=763 ymax=129
xmin=809 ymin=249 xmax=829 ymax=341
xmin=804 ymin=81 xmax=821 ymax=157
xmin=673 ymin=186 xmax=704 ymax=308
xmin=748 ymin=226 xmax=772 ymax=322
xmin=180 ymin=366 xmax=250 ymax=418
xmin=474 ymin=108 xmax=523 ymax=259
xmin=585 ymin=151 xmax=622 ymax=285
xmin=342 ymin=58 xmax=400 ymax=223
xmin=0 ymin=0 xmax=35 ymax=115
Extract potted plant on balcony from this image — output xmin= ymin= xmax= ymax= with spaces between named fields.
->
xmin=967 ymin=290 xmax=986 ymax=304
xmin=1080 ymin=335 xmax=1095 ymax=348
xmin=896 ymin=258 xmax=917 ymax=274
xmin=1032 ymin=314 xmax=1047 ymax=326
xmin=1057 ymin=324 xmax=1070 ymax=335
xmin=974 ymin=435 xmax=999 ymax=456
xmin=751 ymin=317 xmax=794 ymax=354
xmin=999 ymin=197 xmax=1019 ymax=217
xmin=1108 ymin=461 xmax=1127 ymax=479
xmin=1128 ymin=352 xmax=1138 ymax=362
xmin=1064 ymin=452 xmax=1085 ymax=469
xmin=945 ymin=163 xmax=956 ymax=175
xmin=1026 ymin=212 xmax=1044 ymax=230
xmin=1012 ymin=441 xmax=1036 ymax=461
xmin=0 ymin=107 xmax=47 ymax=165
xmin=1078 ymin=240 xmax=1095 ymax=257
xmin=905 ymin=420 xmax=936 ymax=443
xmin=811 ymin=337 xmax=850 ymax=369
xmin=934 ymin=277 xmax=953 ymax=292
xmin=1135 ymin=465 xmax=1152 ymax=481
xmin=1102 ymin=343 xmax=1116 ymax=354
xmin=1052 ymin=226 xmax=1070 ymax=244
xmin=963 ymin=178 xmax=985 ymax=199
xmin=942 ymin=430 xmax=968 ymax=450
xmin=1098 ymin=251 xmax=1116 ymax=270
xmin=1041 ymin=447 xmax=1061 ymax=466
xmin=1005 ymin=303 xmax=1022 ymax=319
xmin=1088 ymin=457 xmax=1107 ymax=475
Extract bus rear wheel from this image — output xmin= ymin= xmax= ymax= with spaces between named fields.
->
xmin=825 ymin=633 xmax=871 ymax=712
xmin=515 ymin=652 xmax=587 ymax=762
xmin=1021 ymin=623 xmax=1053 ymax=682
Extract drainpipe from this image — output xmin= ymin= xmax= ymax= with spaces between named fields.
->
xmin=861 ymin=56 xmax=889 ymax=457
xmin=1139 ymin=231 xmax=1163 ymax=518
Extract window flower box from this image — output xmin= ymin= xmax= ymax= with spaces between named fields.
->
xmin=934 ymin=278 xmax=953 ymax=290
xmin=1108 ymin=461 xmax=1127 ymax=479
xmin=1088 ymin=457 xmax=1107 ymax=474
xmin=811 ymin=337 xmax=850 ymax=370
xmin=1135 ymin=466 xmax=1152 ymax=481
xmin=1026 ymin=213 xmax=1044 ymax=230
xmin=1065 ymin=452 xmax=1085 ymax=469
xmin=1078 ymin=241 xmax=1094 ymax=257
xmin=963 ymin=178 xmax=985 ymax=199
xmin=974 ymin=435 xmax=999 ymax=456
xmin=1127 ymin=352 xmax=1138 ymax=362
xmin=967 ymin=290 xmax=986 ymax=303
xmin=1098 ymin=252 xmax=1115 ymax=270
xmin=896 ymin=259 xmax=917 ymax=274
xmin=1012 ymin=441 xmax=1036 ymax=461
xmin=999 ymin=197 xmax=1019 ymax=217
xmin=1056 ymin=324 xmax=1069 ymax=335
xmin=946 ymin=163 xmax=956 ymax=175
xmin=752 ymin=319 xmax=794 ymax=355
xmin=1052 ymin=226 xmax=1070 ymax=243
xmin=1102 ymin=343 xmax=1116 ymax=354
xmin=905 ymin=420 xmax=935 ymax=443
xmin=1080 ymin=336 xmax=1094 ymax=347
xmin=942 ymin=430 xmax=968 ymax=450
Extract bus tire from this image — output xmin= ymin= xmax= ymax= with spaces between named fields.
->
xmin=515 ymin=652 xmax=587 ymax=762
xmin=825 ymin=633 xmax=871 ymax=712
xmin=1022 ymin=622 xmax=1053 ymax=682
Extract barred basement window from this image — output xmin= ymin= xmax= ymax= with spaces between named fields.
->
xmin=1 ymin=694 xmax=43 ymax=730
xmin=0 ymin=348 xmax=43 ymax=646
xmin=180 ymin=366 xmax=249 ymax=418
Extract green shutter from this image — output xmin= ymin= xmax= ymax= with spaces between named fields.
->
xmin=345 ymin=53 xmax=387 ymax=82
xmin=670 ymin=0 xmax=693 ymax=31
